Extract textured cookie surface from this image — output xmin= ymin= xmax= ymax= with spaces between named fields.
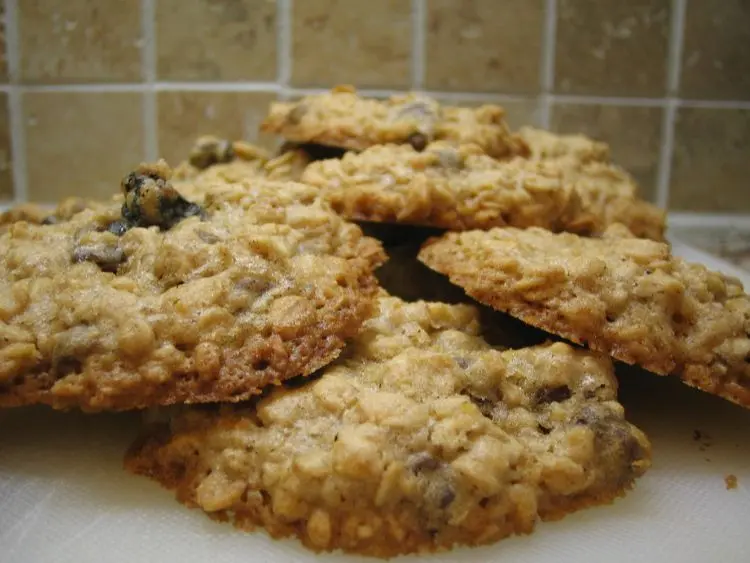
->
xmin=518 ymin=127 xmax=610 ymax=165
xmin=0 ymin=162 xmax=384 ymax=411
xmin=261 ymin=85 xmax=528 ymax=158
xmin=419 ymin=227 xmax=750 ymax=407
xmin=126 ymin=296 xmax=651 ymax=557
xmin=302 ymin=141 xmax=665 ymax=239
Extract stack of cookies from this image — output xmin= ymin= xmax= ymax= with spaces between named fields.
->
xmin=1 ymin=85 xmax=748 ymax=558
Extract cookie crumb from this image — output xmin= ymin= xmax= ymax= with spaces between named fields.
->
xmin=725 ymin=474 xmax=738 ymax=490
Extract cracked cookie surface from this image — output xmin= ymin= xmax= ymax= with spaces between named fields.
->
xmin=261 ymin=85 xmax=529 ymax=159
xmin=419 ymin=227 xmax=750 ymax=408
xmin=301 ymin=141 xmax=665 ymax=239
xmin=0 ymin=162 xmax=384 ymax=411
xmin=126 ymin=296 xmax=650 ymax=557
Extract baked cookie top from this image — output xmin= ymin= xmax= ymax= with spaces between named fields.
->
xmin=301 ymin=141 xmax=665 ymax=240
xmin=0 ymin=197 xmax=107 ymax=234
xmin=0 ymin=161 xmax=384 ymax=411
xmin=260 ymin=85 xmax=529 ymax=158
xmin=419 ymin=227 xmax=750 ymax=408
xmin=126 ymin=296 xmax=651 ymax=557
xmin=518 ymin=127 xmax=610 ymax=164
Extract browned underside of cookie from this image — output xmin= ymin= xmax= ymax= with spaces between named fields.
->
xmin=418 ymin=245 xmax=750 ymax=409
xmin=0 ymin=267 xmax=381 ymax=412
xmin=125 ymin=427 xmax=638 ymax=558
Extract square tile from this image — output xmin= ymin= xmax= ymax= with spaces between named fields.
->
xmin=554 ymin=0 xmax=670 ymax=96
xmin=291 ymin=0 xmax=411 ymax=88
xmin=156 ymin=0 xmax=277 ymax=81
xmin=0 ymin=2 xmax=7 ymax=82
xmin=550 ymin=103 xmax=663 ymax=200
xmin=425 ymin=0 xmax=544 ymax=94
xmin=669 ymin=107 xmax=750 ymax=212
xmin=24 ymin=93 xmax=144 ymax=201
xmin=157 ymin=91 xmax=278 ymax=164
xmin=680 ymin=0 xmax=750 ymax=100
xmin=0 ymin=94 xmax=12 ymax=200
xmin=19 ymin=0 xmax=143 ymax=83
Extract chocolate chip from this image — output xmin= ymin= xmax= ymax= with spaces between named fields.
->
xmin=537 ymin=424 xmax=552 ymax=435
xmin=72 ymin=244 xmax=125 ymax=273
xmin=41 ymin=215 xmax=58 ymax=225
xmin=295 ymin=143 xmax=347 ymax=161
xmin=408 ymin=132 xmax=428 ymax=152
xmin=535 ymin=385 xmax=572 ymax=405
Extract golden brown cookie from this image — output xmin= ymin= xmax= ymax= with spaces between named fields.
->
xmin=261 ymin=85 xmax=529 ymax=158
xmin=419 ymin=227 xmax=750 ymax=408
xmin=301 ymin=141 xmax=665 ymax=240
xmin=518 ymin=127 xmax=610 ymax=164
xmin=126 ymin=296 xmax=650 ymax=557
xmin=0 ymin=161 xmax=384 ymax=411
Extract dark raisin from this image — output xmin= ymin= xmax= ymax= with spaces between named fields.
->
xmin=536 ymin=385 xmax=572 ymax=404
xmin=296 ymin=143 xmax=347 ymax=161
xmin=460 ymin=389 xmax=497 ymax=419
xmin=438 ymin=488 xmax=456 ymax=509
xmin=41 ymin=215 xmax=58 ymax=225
xmin=120 ymin=164 xmax=205 ymax=230
xmin=188 ymin=136 xmax=234 ymax=170
xmin=408 ymin=132 xmax=428 ymax=152
xmin=107 ymin=220 xmax=130 ymax=236
xmin=538 ymin=424 xmax=552 ymax=435
xmin=253 ymin=359 xmax=270 ymax=371
xmin=72 ymin=244 xmax=125 ymax=273
xmin=408 ymin=452 xmax=440 ymax=472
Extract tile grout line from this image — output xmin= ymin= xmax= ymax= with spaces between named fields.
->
xmin=655 ymin=0 xmax=687 ymax=208
xmin=276 ymin=0 xmax=292 ymax=99
xmin=411 ymin=0 xmax=425 ymax=89
xmin=5 ymin=0 xmax=27 ymax=203
xmin=538 ymin=0 xmax=557 ymax=128
xmin=141 ymin=0 xmax=158 ymax=160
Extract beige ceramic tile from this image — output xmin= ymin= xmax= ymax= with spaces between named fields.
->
xmin=425 ymin=0 xmax=544 ymax=94
xmin=555 ymin=0 xmax=670 ymax=96
xmin=291 ymin=0 xmax=411 ymax=88
xmin=0 ymin=94 xmax=12 ymax=200
xmin=19 ymin=0 xmax=143 ymax=83
xmin=24 ymin=92 xmax=144 ymax=202
xmin=156 ymin=0 xmax=277 ymax=81
xmin=0 ymin=3 xmax=7 ymax=82
xmin=680 ymin=0 xmax=750 ymax=100
xmin=670 ymin=107 xmax=750 ymax=212
xmin=157 ymin=91 xmax=278 ymax=164
xmin=550 ymin=103 xmax=663 ymax=201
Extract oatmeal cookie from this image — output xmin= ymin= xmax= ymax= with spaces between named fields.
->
xmin=0 ymin=197 xmax=105 ymax=234
xmin=260 ymin=85 xmax=529 ymax=158
xmin=301 ymin=141 xmax=665 ymax=240
xmin=518 ymin=127 xmax=610 ymax=164
xmin=419 ymin=227 xmax=750 ymax=407
xmin=126 ymin=296 xmax=650 ymax=557
xmin=172 ymin=136 xmax=271 ymax=183
xmin=0 ymin=161 xmax=384 ymax=411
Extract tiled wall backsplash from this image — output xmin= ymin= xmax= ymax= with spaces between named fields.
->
xmin=0 ymin=0 xmax=748 ymax=211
